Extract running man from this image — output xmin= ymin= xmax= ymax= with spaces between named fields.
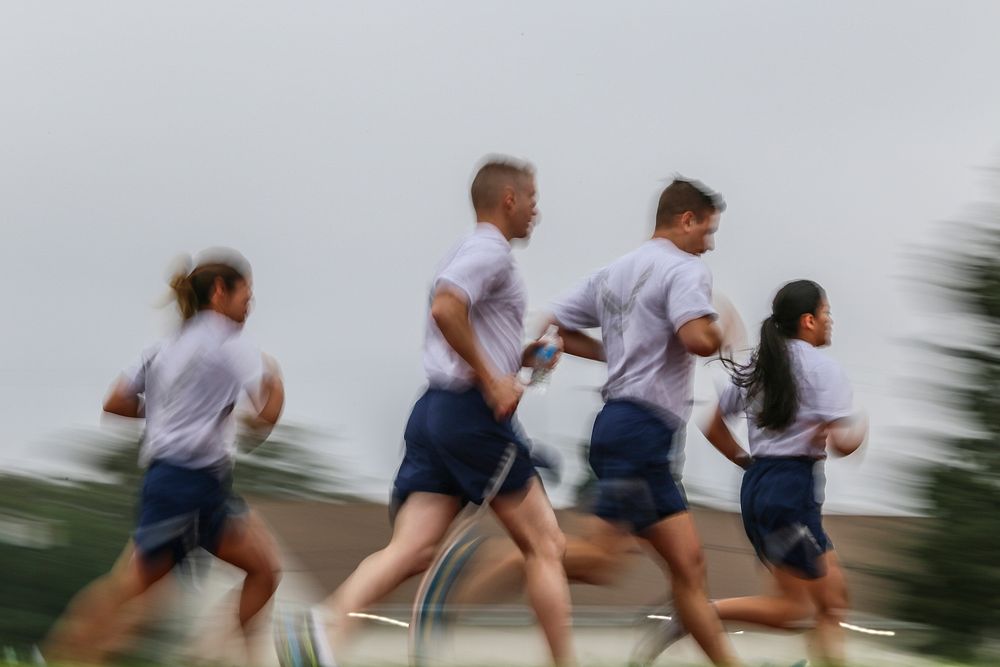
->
xmin=634 ymin=280 xmax=867 ymax=667
xmin=44 ymin=249 xmax=285 ymax=665
xmin=308 ymin=156 xmax=575 ymax=667
xmin=547 ymin=177 xmax=743 ymax=666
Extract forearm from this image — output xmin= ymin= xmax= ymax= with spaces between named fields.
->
xmin=678 ymin=317 xmax=724 ymax=357
xmin=102 ymin=379 xmax=142 ymax=418
xmin=703 ymin=408 xmax=752 ymax=468
xmin=256 ymin=376 xmax=285 ymax=425
xmin=827 ymin=414 xmax=868 ymax=457
xmin=558 ymin=327 xmax=605 ymax=362
xmin=432 ymin=292 xmax=500 ymax=385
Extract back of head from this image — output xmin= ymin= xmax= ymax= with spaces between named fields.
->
xmin=654 ymin=177 xmax=726 ymax=228
xmin=469 ymin=155 xmax=535 ymax=214
xmin=168 ymin=248 xmax=252 ymax=321
xmin=726 ymin=279 xmax=826 ymax=431
xmin=771 ymin=280 xmax=826 ymax=337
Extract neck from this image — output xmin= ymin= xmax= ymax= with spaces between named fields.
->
xmin=794 ymin=333 xmax=820 ymax=347
xmin=652 ymin=227 xmax=690 ymax=253
xmin=203 ymin=306 xmax=237 ymax=325
xmin=477 ymin=213 xmax=514 ymax=241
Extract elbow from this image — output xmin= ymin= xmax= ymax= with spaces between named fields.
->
xmin=679 ymin=322 xmax=723 ymax=357
xmin=830 ymin=437 xmax=862 ymax=457
xmin=103 ymin=396 xmax=136 ymax=418
xmin=685 ymin=337 xmax=720 ymax=357
xmin=257 ymin=408 xmax=282 ymax=427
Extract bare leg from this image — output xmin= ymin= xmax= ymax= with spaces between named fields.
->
xmin=454 ymin=514 xmax=634 ymax=603
xmin=491 ymin=478 xmax=575 ymax=667
xmin=643 ymin=512 xmax=741 ymax=667
xmin=317 ymin=492 xmax=461 ymax=651
xmin=44 ymin=541 xmax=174 ymax=664
xmin=806 ymin=551 xmax=848 ymax=667
xmin=714 ymin=567 xmax=814 ymax=629
xmin=213 ymin=510 xmax=283 ymax=663
xmin=564 ymin=515 xmax=636 ymax=585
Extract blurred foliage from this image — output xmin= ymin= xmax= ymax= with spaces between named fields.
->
xmin=893 ymin=199 xmax=1000 ymax=660
xmin=0 ymin=423 xmax=351 ymax=650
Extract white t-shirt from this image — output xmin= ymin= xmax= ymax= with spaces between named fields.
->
xmin=423 ymin=223 xmax=527 ymax=390
xmin=124 ymin=310 xmax=263 ymax=470
xmin=550 ymin=238 xmax=717 ymax=424
xmin=719 ymin=339 xmax=853 ymax=459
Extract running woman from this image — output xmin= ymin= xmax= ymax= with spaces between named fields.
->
xmin=632 ymin=279 xmax=867 ymax=667
xmin=44 ymin=249 xmax=285 ymax=665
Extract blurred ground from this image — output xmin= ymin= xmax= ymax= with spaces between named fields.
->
xmin=253 ymin=500 xmax=921 ymax=615
xmin=230 ymin=499 xmax=930 ymax=666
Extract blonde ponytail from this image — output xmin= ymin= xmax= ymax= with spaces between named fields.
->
xmin=169 ymin=270 xmax=199 ymax=320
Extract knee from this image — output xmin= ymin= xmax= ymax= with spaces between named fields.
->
xmin=816 ymin=572 xmax=849 ymax=621
xmin=268 ymin=560 xmax=283 ymax=593
xmin=388 ymin=541 xmax=438 ymax=576
xmin=518 ymin=525 xmax=566 ymax=564
xmin=255 ymin=557 xmax=282 ymax=596
xmin=788 ymin=598 xmax=817 ymax=625
xmin=816 ymin=590 xmax=848 ymax=624
xmin=412 ymin=544 xmax=439 ymax=574
xmin=816 ymin=603 xmax=845 ymax=627
xmin=535 ymin=526 xmax=567 ymax=563
xmin=248 ymin=545 xmax=282 ymax=594
xmin=670 ymin=548 xmax=707 ymax=590
xmin=549 ymin=528 xmax=567 ymax=562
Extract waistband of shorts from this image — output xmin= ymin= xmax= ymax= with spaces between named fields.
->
xmin=602 ymin=398 xmax=681 ymax=430
xmin=750 ymin=455 xmax=820 ymax=465
xmin=148 ymin=458 xmax=233 ymax=480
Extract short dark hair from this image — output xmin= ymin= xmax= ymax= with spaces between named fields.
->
xmin=470 ymin=156 xmax=535 ymax=212
xmin=655 ymin=177 xmax=726 ymax=228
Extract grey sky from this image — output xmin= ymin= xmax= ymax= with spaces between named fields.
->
xmin=3 ymin=2 xmax=999 ymax=513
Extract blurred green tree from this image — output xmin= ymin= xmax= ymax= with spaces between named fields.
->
xmin=0 ymin=423 xmax=349 ymax=650
xmin=894 ymin=193 xmax=1000 ymax=660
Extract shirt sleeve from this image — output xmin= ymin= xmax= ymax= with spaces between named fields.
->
xmin=435 ymin=243 xmax=507 ymax=307
xmin=666 ymin=260 xmax=718 ymax=333
xmin=121 ymin=342 xmax=161 ymax=394
xmin=223 ymin=337 xmax=264 ymax=396
xmin=814 ymin=361 xmax=854 ymax=423
xmin=718 ymin=381 xmax=746 ymax=417
xmin=550 ymin=270 xmax=602 ymax=330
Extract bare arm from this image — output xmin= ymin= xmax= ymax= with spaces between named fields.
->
xmin=523 ymin=315 xmax=604 ymax=363
xmin=103 ymin=378 xmax=143 ymax=418
xmin=256 ymin=354 xmax=286 ymax=425
xmin=677 ymin=316 xmax=724 ymax=357
xmin=702 ymin=406 xmax=753 ymax=469
xmin=557 ymin=326 xmax=605 ymax=362
xmin=239 ymin=355 xmax=286 ymax=449
xmin=826 ymin=412 xmax=868 ymax=457
xmin=431 ymin=289 xmax=521 ymax=419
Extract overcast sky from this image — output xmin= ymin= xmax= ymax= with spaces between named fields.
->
xmin=3 ymin=1 xmax=999 ymax=513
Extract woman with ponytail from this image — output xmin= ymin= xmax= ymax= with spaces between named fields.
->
xmin=45 ymin=249 xmax=285 ymax=665
xmin=632 ymin=280 xmax=868 ymax=667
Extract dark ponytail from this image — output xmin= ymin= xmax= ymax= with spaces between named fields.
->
xmin=722 ymin=280 xmax=826 ymax=430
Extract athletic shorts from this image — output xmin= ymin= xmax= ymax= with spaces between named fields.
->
xmin=391 ymin=388 xmax=537 ymax=512
xmin=134 ymin=460 xmax=247 ymax=563
xmin=588 ymin=400 xmax=687 ymax=534
xmin=740 ymin=456 xmax=832 ymax=579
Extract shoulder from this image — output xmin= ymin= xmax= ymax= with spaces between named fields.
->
xmin=797 ymin=344 xmax=847 ymax=385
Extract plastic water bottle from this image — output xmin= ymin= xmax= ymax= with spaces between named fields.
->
xmin=530 ymin=325 xmax=559 ymax=392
